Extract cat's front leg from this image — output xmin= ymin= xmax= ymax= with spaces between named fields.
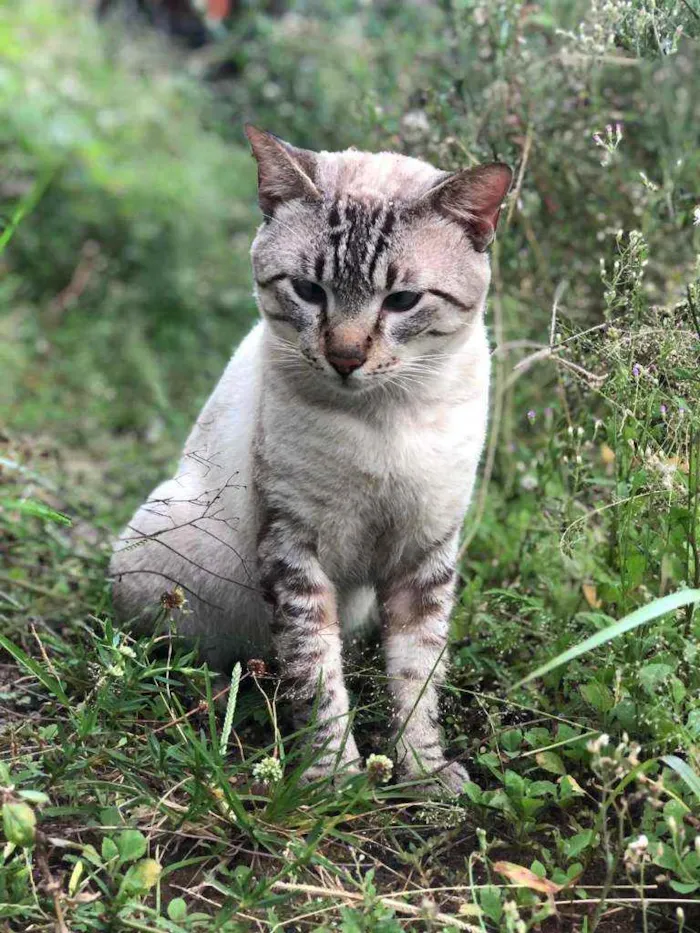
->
xmin=380 ymin=532 xmax=468 ymax=796
xmin=258 ymin=510 xmax=360 ymax=782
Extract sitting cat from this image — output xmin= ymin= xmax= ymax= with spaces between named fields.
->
xmin=111 ymin=126 xmax=511 ymax=793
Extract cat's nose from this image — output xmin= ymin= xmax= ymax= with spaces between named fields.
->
xmin=326 ymin=349 xmax=367 ymax=377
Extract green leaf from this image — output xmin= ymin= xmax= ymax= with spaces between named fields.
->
xmin=117 ymin=829 xmax=147 ymax=864
xmin=504 ymin=769 xmax=525 ymax=799
xmin=559 ymin=775 xmax=586 ymax=800
xmin=669 ymin=880 xmax=699 ymax=894
xmin=101 ymin=837 xmax=119 ymax=861
xmin=662 ymin=755 xmax=700 ymax=803
xmin=119 ymin=858 xmax=162 ymax=897
xmin=462 ymin=781 xmax=483 ymax=804
xmin=479 ymin=885 xmax=502 ymax=922
xmin=168 ymin=897 xmax=188 ymax=921
xmin=528 ymin=780 xmax=558 ymax=797
xmin=2 ymin=801 xmax=36 ymax=847
xmin=514 ymin=590 xmax=700 ymax=688
xmin=580 ymin=681 xmax=614 ymax=712
xmin=563 ymin=830 xmax=594 ymax=859
xmin=501 ymin=728 xmax=523 ymax=753
xmin=0 ymin=634 xmax=69 ymax=705
xmin=536 ymin=751 xmax=566 ymax=775
xmin=17 ymin=790 xmax=50 ymax=805
xmin=639 ymin=663 xmax=674 ymax=692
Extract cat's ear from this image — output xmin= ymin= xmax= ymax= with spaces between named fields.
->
xmin=424 ymin=163 xmax=512 ymax=251
xmin=245 ymin=125 xmax=321 ymax=217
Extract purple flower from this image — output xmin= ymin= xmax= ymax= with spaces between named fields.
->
xmin=527 ymin=409 xmax=536 ymax=423
xmin=632 ymin=363 xmax=641 ymax=378
xmin=660 ymin=404 xmax=667 ymax=416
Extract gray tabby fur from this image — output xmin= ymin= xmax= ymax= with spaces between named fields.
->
xmin=110 ymin=128 xmax=511 ymax=793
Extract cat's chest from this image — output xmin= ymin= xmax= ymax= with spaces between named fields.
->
xmin=264 ymin=396 xmax=487 ymax=580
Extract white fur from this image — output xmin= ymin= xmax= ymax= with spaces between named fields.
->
xmin=111 ymin=316 xmax=490 ymax=668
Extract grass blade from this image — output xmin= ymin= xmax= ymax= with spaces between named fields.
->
xmin=0 ymin=168 xmax=55 ymax=257
xmin=2 ymin=499 xmax=72 ymax=526
xmin=220 ymin=662 xmax=241 ymax=756
xmin=513 ymin=589 xmax=700 ymax=690
xmin=0 ymin=633 xmax=69 ymax=705
xmin=662 ymin=754 xmax=700 ymax=804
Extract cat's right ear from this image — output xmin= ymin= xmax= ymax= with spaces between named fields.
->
xmin=422 ymin=162 xmax=512 ymax=252
xmin=245 ymin=125 xmax=321 ymax=217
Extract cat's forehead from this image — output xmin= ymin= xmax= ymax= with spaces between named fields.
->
xmin=315 ymin=149 xmax=443 ymax=202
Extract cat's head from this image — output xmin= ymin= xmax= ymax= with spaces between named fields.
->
xmin=246 ymin=126 xmax=511 ymax=394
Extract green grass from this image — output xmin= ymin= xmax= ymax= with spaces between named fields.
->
xmin=2 ymin=0 xmax=700 ymax=930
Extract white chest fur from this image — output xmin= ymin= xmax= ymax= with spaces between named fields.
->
xmin=257 ymin=324 xmax=490 ymax=584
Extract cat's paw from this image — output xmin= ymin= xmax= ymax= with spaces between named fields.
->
xmin=433 ymin=760 xmax=470 ymax=796
xmin=299 ymin=755 xmax=363 ymax=787
xmin=401 ymin=760 xmax=470 ymax=798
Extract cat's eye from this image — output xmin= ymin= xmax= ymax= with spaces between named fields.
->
xmin=291 ymin=278 xmax=326 ymax=305
xmin=382 ymin=291 xmax=422 ymax=312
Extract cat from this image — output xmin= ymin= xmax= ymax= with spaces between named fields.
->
xmin=110 ymin=126 xmax=511 ymax=794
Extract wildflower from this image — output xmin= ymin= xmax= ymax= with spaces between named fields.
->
xmin=247 ymin=658 xmax=267 ymax=677
xmin=252 ymin=756 xmax=283 ymax=785
xmin=366 ymin=753 xmax=393 ymax=785
xmin=160 ymin=585 xmax=187 ymax=611
xmin=660 ymin=404 xmax=667 ymax=416
xmin=694 ymin=206 xmax=700 ymax=226
xmin=106 ymin=663 xmax=125 ymax=679
xmin=624 ymin=834 xmax=650 ymax=870
xmin=118 ymin=644 xmax=136 ymax=659
xmin=644 ymin=449 xmax=677 ymax=491
xmin=400 ymin=110 xmax=430 ymax=143
xmin=587 ymin=733 xmax=610 ymax=755
xmin=526 ymin=409 xmax=536 ymax=423
xmin=639 ymin=171 xmax=658 ymax=191
xmin=632 ymin=363 xmax=641 ymax=378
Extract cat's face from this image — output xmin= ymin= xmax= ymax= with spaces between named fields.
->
xmin=247 ymin=127 xmax=511 ymax=394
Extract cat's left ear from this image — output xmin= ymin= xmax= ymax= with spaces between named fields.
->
xmin=245 ymin=125 xmax=321 ymax=217
xmin=424 ymin=163 xmax=512 ymax=251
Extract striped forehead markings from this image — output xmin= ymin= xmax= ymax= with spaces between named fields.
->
xmin=324 ymin=198 xmax=397 ymax=291
xmin=366 ymin=208 xmax=395 ymax=286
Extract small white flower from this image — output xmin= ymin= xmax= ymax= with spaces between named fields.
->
xmin=587 ymin=733 xmax=610 ymax=755
xmin=400 ymin=110 xmax=431 ymax=143
xmin=694 ymin=206 xmax=700 ymax=226
xmin=252 ymin=757 xmax=283 ymax=785
xmin=366 ymin=754 xmax=393 ymax=784
xmin=629 ymin=834 xmax=648 ymax=852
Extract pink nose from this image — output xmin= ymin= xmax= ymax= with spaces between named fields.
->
xmin=326 ymin=350 xmax=366 ymax=377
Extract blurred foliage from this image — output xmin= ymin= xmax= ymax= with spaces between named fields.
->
xmin=0 ymin=0 xmax=257 ymax=441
